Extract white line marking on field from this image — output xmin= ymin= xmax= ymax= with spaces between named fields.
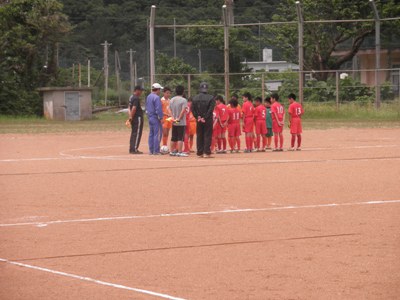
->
xmin=0 ymin=144 xmax=399 ymax=163
xmin=0 ymin=258 xmax=185 ymax=300
xmin=1 ymin=199 xmax=399 ymax=228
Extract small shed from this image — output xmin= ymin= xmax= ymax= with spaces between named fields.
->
xmin=38 ymin=87 xmax=92 ymax=121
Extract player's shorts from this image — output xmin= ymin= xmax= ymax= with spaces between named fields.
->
xmin=266 ymin=127 xmax=273 ymax=137
xmin=189 ymin=121 xmax=197 ymax=135
xmin=290 ymin=118 xmax=302 ymax=134
xmin=212 ymin=124 xmax=220 ymax=137
xmin=162 ymin=116 xmax=172 ymax=129
xmin=255 ymin=120 xmax=267 ymax=135
xmin=228 ymin=123 xmax=241 ymax=137
xmin=243 ymin=118 xmax=254 ymax=133
xmin=171 ymin=125 xmax=185 ymax=142
xmin=218 ymin=123 xmax=227 ymax=134
xmin=272 ymin=119 xmax=284 ymax=133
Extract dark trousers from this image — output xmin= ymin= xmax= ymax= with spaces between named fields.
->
xmin=129 ymin=116 xmax=144 ymax=152
xmin=196 ymin=118 xmax=213 ymax=155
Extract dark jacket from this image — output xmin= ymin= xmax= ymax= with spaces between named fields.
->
xmin=192 ymin=93 xmax=215 ymax=120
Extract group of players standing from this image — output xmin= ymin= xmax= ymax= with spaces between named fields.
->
xmin=128 ymin=81 xmax=304 ymax=157
xmin=211 ymin=92 xmax=304 ymax=153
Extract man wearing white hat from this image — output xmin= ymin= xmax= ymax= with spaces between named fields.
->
xmin=145 ymin=83 xmax=164 ymax=155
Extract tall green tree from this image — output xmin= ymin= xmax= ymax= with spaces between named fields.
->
xmin=269 ymin=0 xmax=400 ymax=80
xmin=0 ymin=0 xmax=71 ymax=115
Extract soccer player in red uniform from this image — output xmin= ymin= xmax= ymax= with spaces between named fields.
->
xmin=241 ymin=92 xmax=255 ymax=152
xmin=254 ymin=97 xmax=267 ymax=151
xmin=288 ymin=93 xmax=304 ymax=151
xmin=270 ymin=93 xmax=285 ymax=151
xmin=215 ymin=95 xmax=228 ymax=153
xmin=227 ymin=98 xmax=241 ymax=153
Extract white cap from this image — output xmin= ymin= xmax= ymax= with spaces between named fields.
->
xmin=152 ymin=83 xmax=163 ymax=90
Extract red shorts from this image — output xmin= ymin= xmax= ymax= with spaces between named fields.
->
xmin=255 ymin=120 xmax=267 ymax=135
xmin=272 ymin=119 xmax=284 ymax=133
xmin=243 ymin=118 xmax=254 ymax=133
xmin=213 ymin=124 xmax=220 ymax=137
xmin=218 ymin=123 xmax=227 ymax=134
xmin=290 ymin=118 xmax=302 ymax=134
xmin=228 ymin=123 xmax=241 ymax=137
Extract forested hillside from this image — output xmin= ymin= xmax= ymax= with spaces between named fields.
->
xmin=1 ymin=0 xmax=399 ymax=115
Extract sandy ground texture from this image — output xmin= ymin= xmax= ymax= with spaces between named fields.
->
xmin=0 ymin=128 xmax=400 ymax=300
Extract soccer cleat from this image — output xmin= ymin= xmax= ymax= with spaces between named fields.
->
xmin=236 ymin=149 xmax=240 ymax=153
xmin=203 ymin=154 xmax=213 ymax=158
xmin=288 ymin=148 xmax=295 ymax=151
xmin=177 ymin=152 xmax=188 ymax=157
xmin=272 ymin=148 xmax=279 ymax=152
xmin=296 ymin=148 xmax=302 ymax=151
xmin=169 ymin=151 xmax=178 ymax=156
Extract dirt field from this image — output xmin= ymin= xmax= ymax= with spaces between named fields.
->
xmin=1 ymin=128 xmax=399 ymax=300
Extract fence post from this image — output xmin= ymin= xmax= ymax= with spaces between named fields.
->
xmin=296 ymin=1 xmax=304 ymax=105
xmin=370 ymin=0 xmax=381 ymax=109
xmin=335 ymin=71 xmax=340 ymax=110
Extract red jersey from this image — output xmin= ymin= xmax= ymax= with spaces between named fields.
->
xmin=254 ymin=105 xmax=267 ymax=121
xmin=228 ymin=107 xmax=241 ymax=124
xmin=213 ymin=107 xmax=219 ymax=125
xmin=271 ymin=102 xmax=284 ymax=122
xmin=242 ymin=101 xmax=254 ymax=119
xmin=288 ymin=102 xmax=304 ymax=119
xmin=217 ymin=103 xmax=228 ymax=122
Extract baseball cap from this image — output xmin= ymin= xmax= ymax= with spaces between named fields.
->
xmin=134 ymin=85 xmax=144 ymax=91
xmin=199 ymin=82 xmax=208 ymax=93
xmin=152 ymin=83 xmax=163 ymax=90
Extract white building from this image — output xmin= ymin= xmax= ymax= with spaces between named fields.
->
xmin=242 ymin=48 xmax=299 ymax=72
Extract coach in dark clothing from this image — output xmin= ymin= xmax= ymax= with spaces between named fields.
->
xmin=192 ymin=82 xmax=215 ymax=158
xmin=129 ymin=85 xmax=144 ymax=154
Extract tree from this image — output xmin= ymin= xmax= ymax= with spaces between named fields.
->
xmin=269 ymin=0 xmax=400 ymax=80
xmin=0 ymin=0 xmax=71 ymax=115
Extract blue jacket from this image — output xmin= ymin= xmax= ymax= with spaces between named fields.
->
xmin=145 ymin=92 xmax=163 ymax=120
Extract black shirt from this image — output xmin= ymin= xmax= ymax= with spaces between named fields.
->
xmin=192 ymin=93 xmax=215 ymax=121
xmin=129 ymin=94 xmax=143 ymax=118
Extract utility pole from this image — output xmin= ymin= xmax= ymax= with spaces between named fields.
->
xmin=127 ymin=49 xmax=136 ymax=92
xmin=174 ymin=18 xmax=177 ymax=58
xmin=115 ymin=50 xmax=121 ymax=107
xmin=198 ymin=49 xmax=202 ymax=73
xmin=87 ymin=59 xmax=91 ymax=87
xmin=101 ymin=41 xmax=111 ymax=106
xmin=149 ymin=6 xmax=156 ymax=86
xmin=225 ymin=0 xmax=234 ymax=25
xmin=78 ymin=63 xmax=81 ymax=87
xmin=222 ymin=5 xmax=230 ymax=101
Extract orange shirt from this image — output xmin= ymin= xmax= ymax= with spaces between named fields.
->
xmin=161 ymin=97 xmax=170 ymax=117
